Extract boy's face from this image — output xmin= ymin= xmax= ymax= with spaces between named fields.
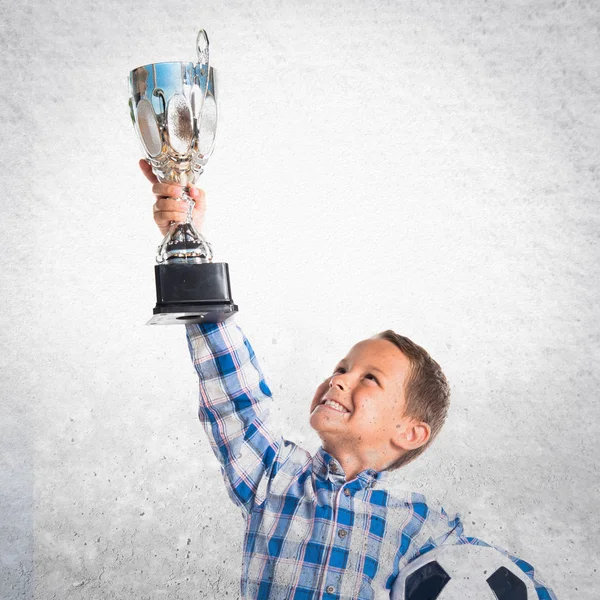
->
xmin=309 ymin=337 xmax=417 ymax=458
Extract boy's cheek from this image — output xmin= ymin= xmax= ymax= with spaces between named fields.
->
xmin=309 ymin=396 xmax=322 ymax=414
xmin=310 ymin=381 xmax=329 ymax=413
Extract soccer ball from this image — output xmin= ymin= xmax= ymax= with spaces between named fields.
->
xmin=390 ymin=544 xmax=536 ymax=599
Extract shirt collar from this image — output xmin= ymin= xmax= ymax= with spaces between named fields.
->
xmin=312 ymin=447 xmax=388 ymax=488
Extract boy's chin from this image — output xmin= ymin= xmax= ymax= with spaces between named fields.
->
xmin=309 ymin=409 xmax=346 ymax=435
xmin=309 ymin=411 xmax=324 ymax=432
xmin=309 ymin=410 xmax=330 ymax=433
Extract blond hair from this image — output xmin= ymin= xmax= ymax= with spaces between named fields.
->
xmin=375 ymin=330 xmax=450 ymax=469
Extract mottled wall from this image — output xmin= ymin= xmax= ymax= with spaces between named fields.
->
xmin=1 ymin=0 xmax=598 ymax=598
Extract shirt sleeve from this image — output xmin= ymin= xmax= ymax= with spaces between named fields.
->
xmin=412 ymin=506 xmax=558 ymax=600
xmin=185 ymin=318 xmax=282 ymax=516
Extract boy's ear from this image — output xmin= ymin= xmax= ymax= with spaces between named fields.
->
xmin=392 ymin=420 xmax=431 ymax=451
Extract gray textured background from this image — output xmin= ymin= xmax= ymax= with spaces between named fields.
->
xmin=1 ymin=0 xmax=598 ymax=598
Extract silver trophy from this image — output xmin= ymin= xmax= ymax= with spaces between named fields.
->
xmin=128 ymin=30 xmax=237 ymax=324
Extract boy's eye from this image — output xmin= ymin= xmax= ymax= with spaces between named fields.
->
xmin=365 ymin=373 xmax=379 ymax=383
xmin=333 ymin=367 xmax=346 ymax=374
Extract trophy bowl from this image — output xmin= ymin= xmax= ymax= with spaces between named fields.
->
xmin=128 ymin=30 xmax=238 ymax=324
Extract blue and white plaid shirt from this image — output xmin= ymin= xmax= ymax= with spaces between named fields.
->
xmin=186 ymin=319 xmax=556 ymax=600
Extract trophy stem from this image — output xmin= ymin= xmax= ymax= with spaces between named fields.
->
xmin=183 ymin=190 xmax=196 ymax=224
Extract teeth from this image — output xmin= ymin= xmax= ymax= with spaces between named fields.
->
xmin=323 ymin=399 xmax=349 ymax=413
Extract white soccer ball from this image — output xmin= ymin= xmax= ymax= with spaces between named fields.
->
xmin=390 ymin=544 xmax=536 ymax=600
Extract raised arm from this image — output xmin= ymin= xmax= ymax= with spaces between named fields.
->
xmin=186 ymin=319 xmax=282 ymax=515
xmin=140 ymin=159 xmax=283 ymax=515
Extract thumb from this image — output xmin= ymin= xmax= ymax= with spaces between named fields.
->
xmin=139 ymin=159 xmax=158 ymax=184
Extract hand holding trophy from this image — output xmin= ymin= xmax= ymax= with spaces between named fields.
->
xmin=128 ymin=30 xmax=237 ymax=324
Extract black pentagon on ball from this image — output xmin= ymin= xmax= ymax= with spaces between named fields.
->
xmin=405 ymin=561 xmax=451 ymax=599
xmin=487 ymin=566 xmax=528 ymax=600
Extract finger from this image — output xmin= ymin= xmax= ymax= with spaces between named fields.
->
xmin=187 ymin=186 xmax=205 ymax=200
xmin=188 ymin=187 xmax=207 ymax=211
xmin=139 ymin=159 xmax=159 ymax=184
xmin=153 ymin=196 xmax=207 ymax=221
xmin=152 ymin=182 xmax=184 ymax=198
xmin=153 ymin=198 xmax=190 ymax=213
xmin=154 ymin=205 xmax=206 ymax=225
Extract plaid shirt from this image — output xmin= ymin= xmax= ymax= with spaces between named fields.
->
xmin=186 ymin=319 xmax=556 ymax=600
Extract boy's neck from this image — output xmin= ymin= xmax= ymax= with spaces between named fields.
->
xmin=322 ymin=442 xmax=396 ymax=480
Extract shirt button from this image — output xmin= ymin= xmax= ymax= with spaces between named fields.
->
xmin=329 ymin=463 xmax=338 ymax=473
xmin=338 ymin=529 xmax=347 ymax=538
xmin=343 ymin=488 xmax=351 ymax=497
xmin=326 ymin=585 xmax=335 ymax=594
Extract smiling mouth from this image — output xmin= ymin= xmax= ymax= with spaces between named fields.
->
xmin=320 ymin=398 xmax=350 ymax=414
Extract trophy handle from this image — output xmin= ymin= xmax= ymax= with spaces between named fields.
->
xmin=196 ymin=29 xmax=210 ymax=75
xmin=152 ymin=86 xmax=167 ymax=118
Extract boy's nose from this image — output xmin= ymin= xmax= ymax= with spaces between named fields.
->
xmin=329 ymin=376 xmax=346 ymax=391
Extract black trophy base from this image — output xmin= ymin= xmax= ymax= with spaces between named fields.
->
xmin=148 ymin=262 xmax=238 ymax=325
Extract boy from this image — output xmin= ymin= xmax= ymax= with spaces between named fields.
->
xmin=141 ymin=161 xmax=556 ymax=599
